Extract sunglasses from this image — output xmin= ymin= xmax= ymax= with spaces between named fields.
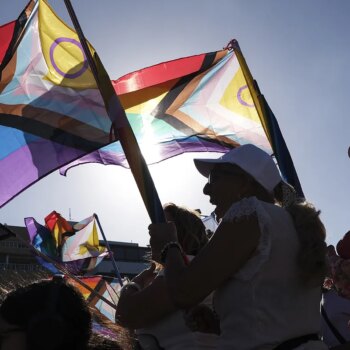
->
xmin=208 ymin=168 xmax=244 ymax=185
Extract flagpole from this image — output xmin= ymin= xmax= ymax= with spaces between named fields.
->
xmin=227 ymin=40 xmax=271 ymax=146
xmin=63 ymin=0 xmax=165 ymax=224
xmin=94 ymin=214 xmax=123 ymax=286
xmin=229 ymin=39 xmax=304 ymax=196
xmin=0 ymin=223 xmax=117 ymax=310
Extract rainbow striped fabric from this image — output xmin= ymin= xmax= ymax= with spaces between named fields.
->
xmin=0 ymin=20 xmax=15 ymax=64
xmin=1 ymin=0 xmax=302 ymax=212
xmin=0 ymin=0 xmax=35 ymax=65
xmin=61 ymin=48 xmax=272 ymax=174
xmin=67 ymin=275 xmax=125 ymax=322
xmin=0 ymin=0 xmax=121 ymax=208
xmin=25 ymin=212 xmax=107 ymax=274
xmin=61 ymin=214 xmax=107 ymax=263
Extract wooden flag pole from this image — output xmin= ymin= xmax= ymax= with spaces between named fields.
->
xmin=63 ymin=0 xmax=165 ymax=224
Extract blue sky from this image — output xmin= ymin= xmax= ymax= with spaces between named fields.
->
xmin=0 ymin=0 xmax=349 ymax=247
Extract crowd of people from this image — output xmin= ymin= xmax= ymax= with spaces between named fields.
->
xmin=1 ymin=144 xmax=350 ymax=349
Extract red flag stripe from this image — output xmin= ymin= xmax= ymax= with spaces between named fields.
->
xmin=0 ymin=21 xmax=16 ymax=64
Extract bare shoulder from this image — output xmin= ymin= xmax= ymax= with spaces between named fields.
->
xmin=166 ymin=215 xmax=262 ymax=307
xmin=213 ymin=214 xmax=260 ymax=249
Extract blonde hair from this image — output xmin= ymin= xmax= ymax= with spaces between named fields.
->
xmin=273 ymin=183 xmax=327 ymax=286
xmin=163 ymin=203 xmax=208 ymax=256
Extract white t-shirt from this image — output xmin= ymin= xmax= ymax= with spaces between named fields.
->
xmin=213 ymin=197 xmax=327 ymax=350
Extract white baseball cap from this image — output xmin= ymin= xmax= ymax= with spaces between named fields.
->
xmin=194 ymin=144 xmax=282 ymax=194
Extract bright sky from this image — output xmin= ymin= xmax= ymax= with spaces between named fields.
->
xmin=0 ymin=0 xmax=349 ymax=247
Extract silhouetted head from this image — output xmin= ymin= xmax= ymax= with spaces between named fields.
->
xmin=163 ymin=203 xmax=208 ymax=255
xmin=0 ymin=278 xmax=91 ymax=350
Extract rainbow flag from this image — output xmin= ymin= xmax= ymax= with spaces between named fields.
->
xmin=44 ymin=211 xmax=73 ymax=248
xmin=0 ymin=1 xmax=35 ymax=65
xmin=0 ymin=0 xmax=123 ymax=208
xmin=62 ymin=42 xmax=303 ymax=194
xmin=62 ymin=215 xmax=107 ymax=262
xmin=68 ymin=275 xmax=125 ymax=322
xmin=24 ymin=212 xmax=107 ymax=274
xmin=0 ymin=20 xmax=15 ymax=64
xmin=93 ymin=278 xmax=122 ymax=321
xmin=68 ymin=275 xmax=103 ymax=299
xmin=65 ymin=275 xmax=124 ymax=340
xmin=24 ymin=216 xmax=59 ymax=273
xmin=61 ymin=48 xmax=272 ymax=173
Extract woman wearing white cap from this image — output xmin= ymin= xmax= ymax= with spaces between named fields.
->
xmin=149 ymin=144 xmax=328 ymax=350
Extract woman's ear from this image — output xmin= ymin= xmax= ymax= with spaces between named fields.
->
xmin=238 ymin=176 xmax=254 ymax=198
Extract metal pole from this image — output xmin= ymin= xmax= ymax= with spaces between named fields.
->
xmin=94 ymin=214 xmax=123 ymax=286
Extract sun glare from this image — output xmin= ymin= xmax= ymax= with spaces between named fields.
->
xmin=139 ymin=113 xmax=162 ymax=164
xmin=140 ymin=139 xmax=162 ymax=164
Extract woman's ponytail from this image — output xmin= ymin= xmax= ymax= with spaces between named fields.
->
xmin=274 ymin=182 xmax=327 ymax=287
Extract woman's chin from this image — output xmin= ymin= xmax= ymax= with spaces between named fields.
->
xmin=214 ymin=207 xmax=225 ymax=221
